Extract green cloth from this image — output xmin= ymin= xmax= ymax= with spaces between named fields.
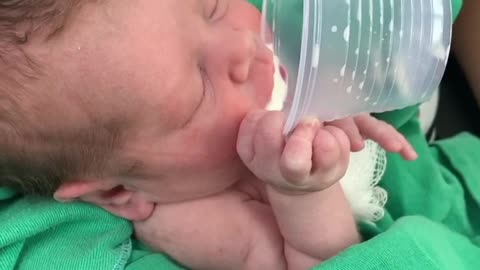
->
xmin=0 ymin=0 xmax=472 ymax=269
xmin=0 ymin=196 xmax=185 ymax=270
xmin=315 ymin=107 xmax=480 ymax=270
xmin=452 ymin=0 xmax=463 ymax=19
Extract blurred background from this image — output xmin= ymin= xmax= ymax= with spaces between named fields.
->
xmin=435 ymin=56 xmax=480 ymax=139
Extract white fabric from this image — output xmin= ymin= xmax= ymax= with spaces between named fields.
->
xmin=339 ymin=140 xmax=387 ymax=222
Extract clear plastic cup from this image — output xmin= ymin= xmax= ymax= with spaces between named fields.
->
xmin=261 ymin=0 xmax=452 ymax=133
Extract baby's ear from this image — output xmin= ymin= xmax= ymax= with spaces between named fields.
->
xmin=54 ymin=180 xmax=154 ymax=221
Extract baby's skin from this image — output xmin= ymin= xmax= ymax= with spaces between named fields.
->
xmin=135 ymin=112 xmax=416 ymax=270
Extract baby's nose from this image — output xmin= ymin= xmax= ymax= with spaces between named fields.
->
xmin=226 ymin=30 xmax=257 ymax=83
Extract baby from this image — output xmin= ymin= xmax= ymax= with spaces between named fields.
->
xmin=0 ymin=0 xmax=415 ymax=269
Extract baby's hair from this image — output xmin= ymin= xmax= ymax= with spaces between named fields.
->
xmin=0 ymin=0 xmax=121 ymax=195
xmin=0 ymin=0 xmax=79 ymax=69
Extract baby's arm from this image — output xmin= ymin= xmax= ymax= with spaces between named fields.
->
xmin=237 ymin=112 xmax=359 ymax=269
xmin=134 ymin=187 xmax=288 ymax=270
xmin=267 ymin=184 xmax=357 ymax=269
xmin=237 ymin=111 xmax=416 ymax=269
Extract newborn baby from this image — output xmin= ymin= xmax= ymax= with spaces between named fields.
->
xmin=133 ymin=3 xmax=416 ymax=270
xmin=0 ymin=0 xmax=414 ymax=269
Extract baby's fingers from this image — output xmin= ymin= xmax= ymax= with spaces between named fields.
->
xmin=311 ymin=126 xmax=351 ymax=189
xmin=355 ymin=115 xmax=418 ymax=160
xmin=237 ymin=110 xmax=267 ymax=163
xmin=328 ymin=117 xmax=364 ymax=152
xmin=312 ymin=126 xmax=350 ymax=171
xmin=238 ymin=111 xmax=286 ymax=181
xmin=280 ymin=119 xmax=320 ymax=185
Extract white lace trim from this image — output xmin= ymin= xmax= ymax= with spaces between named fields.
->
xmin=339 ymin=140 xmax=388 ymax=222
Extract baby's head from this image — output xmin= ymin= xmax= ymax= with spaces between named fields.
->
xmin=0 ymin=0 xmax=274 ymax=220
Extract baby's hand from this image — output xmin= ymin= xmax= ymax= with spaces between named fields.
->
xmin=237 ymin=111 xmax=351 ymax=194
xmin=237 ymin=111 xmax=417 ymax=194
xmin=327 ymin=114 xmax=418 ymax=160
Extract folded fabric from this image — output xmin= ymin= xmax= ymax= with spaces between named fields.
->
xmin=0 ymin=195 xmax=186 ymax=270
xmin=318 ymin=216 xmax=480 ymax=270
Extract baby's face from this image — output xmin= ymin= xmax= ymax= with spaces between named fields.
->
xmin=38 ymin=0 xmax=274 ymax=202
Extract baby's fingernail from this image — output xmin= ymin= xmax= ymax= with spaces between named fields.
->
xmin=302 ymin=118 xmax=320 ymax=129
xmin=407 ymin=151 xmax=418 ymax=161
xmin=53 ymin=195 xmax=73 ymax=203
